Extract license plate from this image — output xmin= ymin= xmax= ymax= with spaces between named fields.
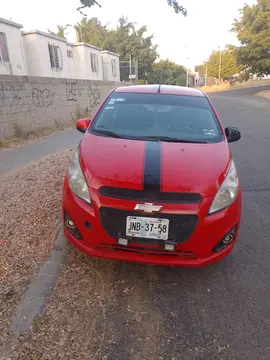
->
xmin=126 ymin=216 xmax=169 ymax=240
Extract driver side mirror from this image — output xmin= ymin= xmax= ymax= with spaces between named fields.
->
xmin=76 ymin=118 xmax=91 ymax=134
xmin=225 ymin=126 xmax=241 ymax=143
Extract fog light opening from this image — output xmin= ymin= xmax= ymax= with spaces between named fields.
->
xmin=223 ymin=233 xmax=234 ymax=245
xmin=66 ymin=219 xmax=75 ymax=228
xmin=213 ymin=226 xmax=237 ymax=253
xmin=64 ymin=210 xmax=82 ymax=240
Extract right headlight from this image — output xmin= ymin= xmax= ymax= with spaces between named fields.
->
xmin=68 ymin=147 xmax=91 ymax=204
xmin=209 ymin=159 xmax=239 ymax=214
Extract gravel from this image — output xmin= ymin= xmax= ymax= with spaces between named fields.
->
xmin=0 ymin=148 xmax=73 ymax=351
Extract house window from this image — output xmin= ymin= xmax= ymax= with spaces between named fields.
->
xmin=67 ymin=49 xmax=73 ymax=58
xmin=90 ymin=53 xmax=99 ymax=73
xmin=111 ymin=59 xmax=117 ymax=77
xmin=0 ymin=32 xmax=10 ymax=62
xmin=48 ymin=43 xmax=63 ymax=70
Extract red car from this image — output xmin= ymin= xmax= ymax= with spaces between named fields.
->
xmin=62 ymin=85 xmax=242 ymax=267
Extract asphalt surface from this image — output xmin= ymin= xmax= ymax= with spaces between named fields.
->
xmin=0 ymin=128 xmax=82 ymax=173
xmin=2 ymin=85 xmax=270 ymax=359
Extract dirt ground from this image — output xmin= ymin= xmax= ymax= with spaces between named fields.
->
xmin=3 ymin=246 xmax=169 ymax=360
xmin=0 ymin=149 xmax=73 ymax=354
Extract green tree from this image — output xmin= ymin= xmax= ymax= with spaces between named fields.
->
xmin=206 ymin=45 xmax=241 ymax=78
xmin=147 ymin=59 xmax=186 ymax=85
xmin=195 ymin=64 xmax=205 ymax=76
xmin=232 ymin=0 xmax=270 ymax=76
xmin=74 ymin=17 xmax=159 ymax=80
xmin=77 ymin=0 xmax=187 ymax=16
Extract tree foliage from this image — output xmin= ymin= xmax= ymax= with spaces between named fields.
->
xmin=74 ymin=17 xmax=159 ymax=80
xmin=147 ymin=60 xmax=186 ymax=86
xmin=77 ymin=0 xmax=187 ymax=15
xmin=232 ymin=0 xmax=270 ymax=75
xmin=205 ymin=45 xmax=241 ymax=78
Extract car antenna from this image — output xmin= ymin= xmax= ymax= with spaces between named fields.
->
xmin=157 ymin=84 xmax=161 ymax=93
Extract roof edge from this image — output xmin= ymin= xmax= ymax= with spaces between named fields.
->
xmin=71 ymin=42 xmax=102 ymax=51
xmin=22 ymin=30 xmax=67 ymax=43
xmin=0 ymin=17 xmax=22 ymax=28
xmin=101 ymin=50 xmax=120 ymax=57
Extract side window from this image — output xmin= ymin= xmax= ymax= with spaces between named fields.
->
xmin=90 ymin=53 xmax=99 ymax=73
xmin=0 ymin=32 xmax=10 ymax=62
xmin=48 ymin=43 xmax=63 ymax=70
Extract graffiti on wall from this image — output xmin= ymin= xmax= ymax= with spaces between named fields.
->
xmin=32 ymin=88 xmax=54 ymax=108
xmin=0 ymin=83 xmax=25 ymax=107
xmin=88 ymin=84 xmax=101 ymax=108
xmin=66 ymin=82 xmax=81 ymax=101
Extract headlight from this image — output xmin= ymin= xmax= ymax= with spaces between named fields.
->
xmin=68 ymin=147 xmax=91 ymax=204
xmin=209 ymin=159 xmax=239 ymax=214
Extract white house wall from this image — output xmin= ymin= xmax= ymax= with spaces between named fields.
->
xmin=0 ymin=17 xmax=121 ymax=81
xmin=23 ymin=32 xmax=70 ymax=78
xmin=84 ymin=46 xmax=103 ymax=81
xmin=102 ymin=52 xmax=120 ymax=82
xmin=0 ymin=20 xmax=27 ymax=76
xmin=66 ymin=44 xmax=75 ymax=79
xmin=72 ymin=46 xmax=86 ymax=79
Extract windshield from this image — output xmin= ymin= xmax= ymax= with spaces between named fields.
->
xmin=90 ymin=92 xmax=224 ymax=143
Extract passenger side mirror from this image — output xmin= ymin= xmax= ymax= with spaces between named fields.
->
xmin=76 ymin=118 xmax=91 ymax=134
xmin=225 ymin=126 xmax=241 ymax=143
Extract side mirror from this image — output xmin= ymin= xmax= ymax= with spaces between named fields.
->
xmin=76 ymin=118 xmax=91 ymax=134
xmin=225 ymin=126 xmax=241 ymax=143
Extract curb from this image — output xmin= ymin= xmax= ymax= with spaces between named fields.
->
xmin=9 ymin=222 xmax=68 ymax=334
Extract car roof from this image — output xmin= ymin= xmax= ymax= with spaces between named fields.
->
xmin=113 ymin=84 xmax=205 ymax=97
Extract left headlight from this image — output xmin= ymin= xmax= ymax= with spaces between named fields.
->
xmin=68 ymin=147 xmax=91 ymax=204
xmin=209 ymin=159 xmax=239 ymax=214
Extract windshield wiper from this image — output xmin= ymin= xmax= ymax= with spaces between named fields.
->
xmin=143 ymin=136 xmax=208 ymax=144
xmin=92 ymin=129 xmax=123 ymax=138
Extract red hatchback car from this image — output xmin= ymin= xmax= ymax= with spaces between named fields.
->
xmin=62 ymin=85 xmax=242 ymax=267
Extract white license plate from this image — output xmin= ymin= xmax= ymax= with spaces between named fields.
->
xmin=126 ymin=216 xmax=169 ymax=240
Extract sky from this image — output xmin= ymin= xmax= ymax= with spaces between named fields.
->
xmin=2 ymin=0 xmax=256 ymax=68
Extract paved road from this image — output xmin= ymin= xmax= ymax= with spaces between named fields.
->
xmin=2 ymin=85 xmax=270 ymax=359
xmin=0 ymin=129 xmax=82 ymax=173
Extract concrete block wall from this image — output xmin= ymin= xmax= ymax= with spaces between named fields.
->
xmin=0 ymin=75 xmax=123 ymax=139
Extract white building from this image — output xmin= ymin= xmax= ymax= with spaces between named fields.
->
xmin=0 ymin=17 xmax=28 ymax=76
xmin=0 ymin=17 xmax=120 ymax=81
xmin=101 ymin=50 xmax=120 ymax=82
xmin=23 ymin=30 xmax=72 ymax=79
xmin=23 ymin=30 xmax=104 ymax=81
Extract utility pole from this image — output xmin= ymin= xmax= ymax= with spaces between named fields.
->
xmin=129 ymin=54 xmax=132 ymax=83
xmin=135 ymin=58 xmax=138 ymax=83
xmin=185 ymin=45 xmax=189 ymax=87
xmin=218 ymin=46 xmax=222 ymax=81
xmin=205 ymin=63 xmax=208 ymax=86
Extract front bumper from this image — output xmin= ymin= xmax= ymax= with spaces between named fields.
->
xmin=62 ymin=178 xmax=242 ymax=267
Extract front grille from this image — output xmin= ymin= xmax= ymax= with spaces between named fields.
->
xmin=96 ymin=243 xmax=196 ymax=258
xmin=99 ymin=187 xmax=202 ymax=204
xmin=99 ymin=207 xmax=198 ymax=244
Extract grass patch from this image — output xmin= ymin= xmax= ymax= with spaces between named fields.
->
xmin=200 ymin=83 xmax=231 ymax=93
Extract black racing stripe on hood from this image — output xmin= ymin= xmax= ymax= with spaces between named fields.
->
xmin=143 ymin=141 xmax=161 ymax=192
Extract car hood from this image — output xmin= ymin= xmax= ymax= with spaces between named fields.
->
xmin=80 ymin=133 xmax=231 ymax=198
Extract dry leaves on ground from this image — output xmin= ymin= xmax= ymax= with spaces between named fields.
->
xmin=0 ymin=148 xmax=73 ymax=339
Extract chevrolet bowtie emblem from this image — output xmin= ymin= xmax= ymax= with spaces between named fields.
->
xmin=134 ymin=203 xmax=163 ymax=213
